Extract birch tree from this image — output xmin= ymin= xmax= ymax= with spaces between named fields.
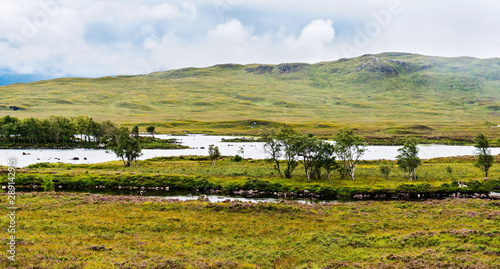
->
xmin=474 ymin=133 xmax=494 ymax=177
xmin=396 ymin=137 xmax=421 ymax=181
xmin=333 ymin=128 xmax=366 ymax=180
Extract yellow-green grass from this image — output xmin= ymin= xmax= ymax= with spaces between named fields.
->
xmin=0 ymin=192 xmax=498 ymax=268
xmin=2 ymin=53 xmax=500 ymax=140
xmin=124 ymin=120 xmax=500 ymax=145
xmin=23 ymin=156 xmax=500 ymax=191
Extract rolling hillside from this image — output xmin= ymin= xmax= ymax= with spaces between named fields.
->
xmin=1 ymin=52 xmax=500 ymax=138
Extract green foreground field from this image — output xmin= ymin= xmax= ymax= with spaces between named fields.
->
xmin=16 ymin=156 xmax=500 ymax=192
xmin=0 ymin=192 xmax=499 ymax=268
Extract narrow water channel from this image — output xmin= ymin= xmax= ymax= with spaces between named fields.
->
xmin=20 ymin=188 xmax=353 ymax=204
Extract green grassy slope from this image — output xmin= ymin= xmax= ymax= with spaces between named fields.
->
xmin=1 ymin=52 xmax=500 ymax=136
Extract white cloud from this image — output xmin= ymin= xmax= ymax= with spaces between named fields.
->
xmin=335 ymin=0 xmax=500 ymax=58
xmin=1 ymin=0 xmax=500 ymax=80
xmin=0 ymin=0 xmax=199 ymax=76
xmin=286 ymin=19 xmax=336 ymax=62
xmin=207 ymin=19 xmax=252 ymax=44
xmin=141 ymin=18 xmax=338 ymax=71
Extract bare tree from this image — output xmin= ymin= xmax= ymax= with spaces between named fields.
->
xmin=261 ymin=127 xmax=283 ymax=178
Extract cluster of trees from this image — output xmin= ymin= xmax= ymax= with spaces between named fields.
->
xmin=1 ymin=115 xmax=495 ymax=174
xmin=394 ymin=133 xmax=495 ymax=180
xmin=0 ymin=115 xmax=157 ymax=146
xmin=373 ymin=139 xmax=422 ymax=181
xmin=261 ymin=127 xmax=495 ymax=181
xmin=0 ymin=115 xmax=145 ymax=167
xmin=261 ymin=127 xmax=366 ymax=181
xmin=109 ymin=126 xmax=143 ymax=167
xmin=0 ymin=115 xmax=113 ymax=145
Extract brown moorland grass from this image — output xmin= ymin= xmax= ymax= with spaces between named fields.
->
xmin=0 ymin=192 xmax=498 ymax=268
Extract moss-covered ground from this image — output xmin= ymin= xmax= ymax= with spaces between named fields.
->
xmin=0 ymin=192 xmax=498 ymax=268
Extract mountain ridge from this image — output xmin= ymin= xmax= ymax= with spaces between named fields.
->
xmin=1 ymin=52 xmax=500 ymax=136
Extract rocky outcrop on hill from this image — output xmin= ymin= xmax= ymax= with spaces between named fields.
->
xmin=272 ymin=63 xmax=308 ymax=74
xmin=357 ymin=56 xmax=399 ymax=76
xmin=245 ymin=63 xmax=308 ymax=74
xmin=245 ymin=65 xmax=273 ymax=74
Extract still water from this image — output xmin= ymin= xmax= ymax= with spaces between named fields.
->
xmin=16 ymin=188 xmax=349 ymax=204
xmin=1 ymin=134 xmax=497 ymax=167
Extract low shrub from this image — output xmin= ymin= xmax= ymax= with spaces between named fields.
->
xmin=231 ymin=155 xmax=243 ymax=162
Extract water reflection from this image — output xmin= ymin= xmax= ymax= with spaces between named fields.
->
xmin=48 ymin=188 xmax=351 ymax=204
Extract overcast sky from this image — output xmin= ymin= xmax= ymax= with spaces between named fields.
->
xmin=1 ymin=0 xmax=500 ymax=83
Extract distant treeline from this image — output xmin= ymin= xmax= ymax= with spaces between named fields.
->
xmin=0 ymin=115 xmax=119 ymax=146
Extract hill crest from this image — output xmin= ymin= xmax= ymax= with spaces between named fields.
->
xmin=1 ymin=52 xmax=500 ymax=132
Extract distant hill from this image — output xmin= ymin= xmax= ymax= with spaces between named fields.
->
xmin=0 ymin=71 xmax=52 ymax=86
xmin=1 ymin=52 xmax=500 ymax=132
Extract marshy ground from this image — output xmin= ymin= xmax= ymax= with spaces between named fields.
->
xmin=0 ymin=192 xmax=498 ymax=268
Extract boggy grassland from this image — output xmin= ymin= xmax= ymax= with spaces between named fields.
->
xmin=1 ymin=157 xmax=500 ymax=268
xmin=8 ymin=156 xmax=500 ymax=199
xmin=0 ymin=192 xmax=499 ymax=268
